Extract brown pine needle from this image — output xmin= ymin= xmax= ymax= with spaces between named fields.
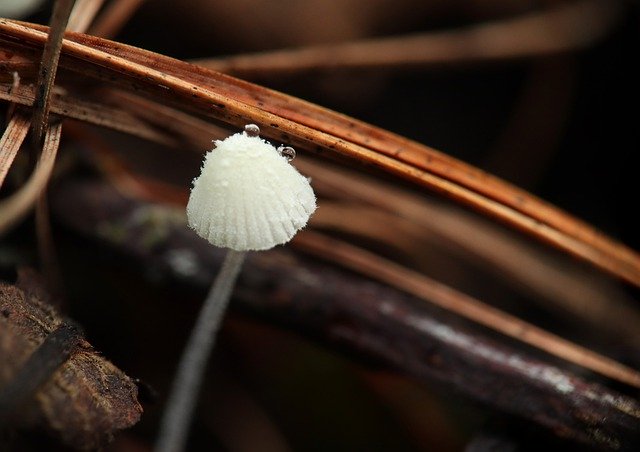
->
xmin=63 ymin=122 xmax=188 ymax=206
xmin=35 ymin=194 xmax=63 ymax=300
xmin=0 ymin=122 xmax=63 ymax=234
xmin=0 ymin=83 xmax=177 ymax=147
xmin=1 ymin=20 xmax=639 ymax=286
xmin=30 ymin=0 xmax=101 ymax=298
xmin=0 ymin=111 xmax=30 ymax=189
xmin=294 ymin=231 xmax=640 ymax=389
xmin=105 ymin=89 xmax=227 ymax=150
xmin=68 ymin=0 xmax=105 ymax=34
xmin=196 ymin=0 xmax=620 ymax=77
xmin=89 ymin=0 xmax=147 ymax=38
xmin=297 ymin=158 xmax=640 ymax=343
xmin=31 ymin=0 xmax=76 ymax=147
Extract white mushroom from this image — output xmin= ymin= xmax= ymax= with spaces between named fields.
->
xmin=186 ymin=126 xmax=316 ymax=250
xmin=156 ymin=125 xmax=316 ymax=452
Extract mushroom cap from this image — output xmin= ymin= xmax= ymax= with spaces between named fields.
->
xmin=186 ymin=132 xmax=316 ymax=251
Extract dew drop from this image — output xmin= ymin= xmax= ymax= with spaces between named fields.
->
xmin=278 ymin=146 xmax=296 ymax=161
xmin=244 ymin=124 xmax=260 ymax=137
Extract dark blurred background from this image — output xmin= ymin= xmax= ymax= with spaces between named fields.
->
xmin=2 ymin=1 xmax=639 ymax=451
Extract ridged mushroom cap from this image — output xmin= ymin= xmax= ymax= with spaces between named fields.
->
xmin=186 ymin=129 xmax=316 ymax=251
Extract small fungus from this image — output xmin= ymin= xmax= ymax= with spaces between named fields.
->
xmin=156 ymin=125 xmax=315 ymax=452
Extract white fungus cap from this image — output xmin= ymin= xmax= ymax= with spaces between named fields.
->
xmin=186 ymin=126 xmax=316 ymax=251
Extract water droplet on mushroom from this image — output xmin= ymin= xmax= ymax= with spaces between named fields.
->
xmin=244 ymin=124 xmax=260 ymax=137
xmin=278 ymin=146 xmax=296 ymax=162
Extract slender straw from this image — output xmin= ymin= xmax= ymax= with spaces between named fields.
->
xmin=155 ymin=249 xmax=247 ymax=452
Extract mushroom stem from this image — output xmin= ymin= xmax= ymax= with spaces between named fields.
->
xmin=155 ymin=249 xmax=247 ymax=452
